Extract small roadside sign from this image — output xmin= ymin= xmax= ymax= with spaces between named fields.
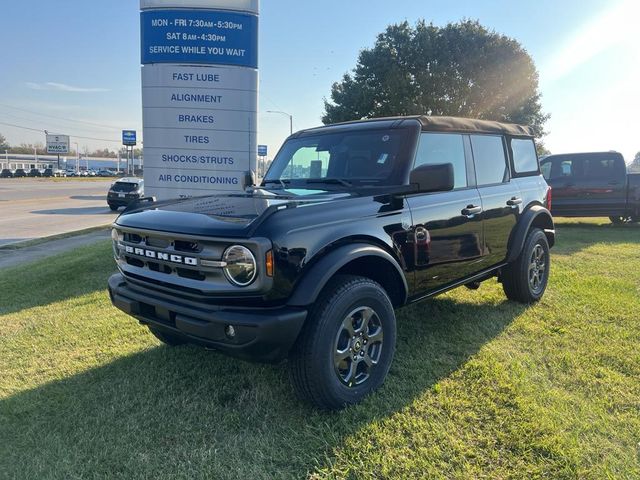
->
xmin=122 ymin=130 xmax=137 ymax=146
xmin=258 ymin=144 xmax=267 ymax=157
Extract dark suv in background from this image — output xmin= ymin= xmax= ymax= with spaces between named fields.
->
xmin=109 ymin=116 xmax=554 ymax=409
xmin=107 ymin=177 xmax=145 ymax=211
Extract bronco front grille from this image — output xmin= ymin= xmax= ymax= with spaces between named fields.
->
xmin=112 ymin=227 xmax=272 ymax=296
xmin=115 ymin=229 xmax=229 ymax=286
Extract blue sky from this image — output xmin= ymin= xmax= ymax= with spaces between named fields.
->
xmin=1 ymin=0 xmax=638 ymax=161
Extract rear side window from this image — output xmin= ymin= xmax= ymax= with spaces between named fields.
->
xmin=414 ymin=133 xmax=467 ymax=189
xmin=511 ymin=138 xmax=538 ymax=174
xmin=470 ymin=135 xmax=508 ymax=185
xmin=583 ymin=157 xmax=621 ymax=180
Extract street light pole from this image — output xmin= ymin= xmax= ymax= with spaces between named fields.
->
xmin=266 ymin=110 xmax=293 ymax=135
xmin=74 ymin=142 xmax=79 ymax=173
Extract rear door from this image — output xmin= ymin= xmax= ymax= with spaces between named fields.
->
xmin=406 ymin=132 xmax=484 ymax=296
xmin=469 ymin=134 xmax=522 ymax=268
xmin=580 ymin=154 xmax=627 ymax=216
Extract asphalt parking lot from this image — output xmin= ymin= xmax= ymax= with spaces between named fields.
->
xmin=0 ymin=178 xmax=118 ymax=246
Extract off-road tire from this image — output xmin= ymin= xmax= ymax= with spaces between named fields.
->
xmin=288 ymin=275 xmax=396 ymax=410
xmin=148 ymin=326 xmax=187 ymax=346
xmin=502 ymin=228 xmax=550 ymax=303
xmin=609 ymin=216 xmax=627 ymax=224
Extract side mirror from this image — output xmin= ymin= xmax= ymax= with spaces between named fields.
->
xmin=409 ymin=163 xmax=455 ymax=193
xmin=242 ymin=170 xmax=255 ymax=189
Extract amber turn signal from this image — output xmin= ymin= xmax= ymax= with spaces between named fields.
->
xmin=265 ymin=250 xmax=274 ymax=277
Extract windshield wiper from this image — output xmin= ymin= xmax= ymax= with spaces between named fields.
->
xmin=305 ymin=178 xmax=353 ymax=187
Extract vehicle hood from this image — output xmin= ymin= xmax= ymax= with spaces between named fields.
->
xmin=114 ymin=188 xmax=353 ymax=237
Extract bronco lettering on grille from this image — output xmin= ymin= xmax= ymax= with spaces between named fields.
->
xmin=124 ymin=245 xmax=197 ymax=265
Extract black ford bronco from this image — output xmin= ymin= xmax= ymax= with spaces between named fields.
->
xmin=108 ymin=116 xmax=554 ymax=409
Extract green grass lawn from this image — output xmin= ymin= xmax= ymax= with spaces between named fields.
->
xmin=0 ymin=218 xmax=638 ymax=479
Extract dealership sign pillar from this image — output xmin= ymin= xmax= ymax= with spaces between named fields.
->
xmin=140 ymin=0 xmax=259 ymax=200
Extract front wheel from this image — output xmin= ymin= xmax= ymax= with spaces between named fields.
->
xmin=288 ymin=275 xmax=396 ymax=410
xmin=502 ymin=228 xmax=550 ymax=303
xmin=108 ymin=204 xmax=119 ymax=211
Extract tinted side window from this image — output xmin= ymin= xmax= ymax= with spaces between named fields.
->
xmin=511 ymin=138 xmax=538 ymax=174
xmin=583 ymin=157 xmax=619 ymax=180
xmin=414 ymin=133 xmax=467 ymax=189
xmin=549 ymin=159 xmax=574 ymax=179
xmin=470 ymin=135 xmax=508 ymax=185
xmin=540 ymin=160 xmax=552 ymax=180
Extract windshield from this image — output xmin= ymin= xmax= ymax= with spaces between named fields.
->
xmin=263 ymin=128 xmax=410 ymax=187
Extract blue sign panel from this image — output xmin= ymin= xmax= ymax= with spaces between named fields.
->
xmin=257 ymin=144 xmax=267 ymax=156
xmin=141 ymin=9 xmax=258 ymax=68
xmin=122 ymin=130 xmax=137 ymax=145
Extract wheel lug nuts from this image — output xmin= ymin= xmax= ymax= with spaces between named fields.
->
xmin=360 ymin=351 xmax=364 ymax=356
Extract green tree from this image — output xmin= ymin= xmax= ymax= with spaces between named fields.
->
xmin=323 ymin=20 xmax=548 ymax=137
xmin=9 ymin=143 xmax=47 ymax=155
xmin=0 ymin=133 xmax=9 ymax=151
xmin=629 ymin=151 xmax=640 ymax=172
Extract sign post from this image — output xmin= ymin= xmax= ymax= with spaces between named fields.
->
xmin=122 ymin=130 xmax=137 ymax=176
xmin=140 ymin=0 xmax=259 ymax=200
xmin=257 ymin=144 xmax=267 ymax=177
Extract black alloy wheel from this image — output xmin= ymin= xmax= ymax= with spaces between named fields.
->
xmin=502 ymin=228 xmax=550 ymax=303
xmin=289 ymin=275 xmax=396 ymax=410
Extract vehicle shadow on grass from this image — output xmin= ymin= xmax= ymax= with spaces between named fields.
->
xmin=0 ymin=295 xmax=526 ymax=479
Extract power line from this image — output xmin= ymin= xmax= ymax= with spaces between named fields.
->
xmin=1 ymin=111 xmax=124 ymax=137
xmin=0 ymin=102 xmax=126 ymax=131
xmin=0 ymin=120 xmax=122 ymax=143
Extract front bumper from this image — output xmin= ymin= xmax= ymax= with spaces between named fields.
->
xmin=108 ymin=273 xmax=307 ymax=363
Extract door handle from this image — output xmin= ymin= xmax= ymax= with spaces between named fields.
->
xmin=506 ymin=196 xmax=522 ymax=206
xmin=461 ymin=205 xmax=482 ymax=217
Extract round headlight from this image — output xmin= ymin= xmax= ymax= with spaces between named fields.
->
xmin=223 ymin=245 xmax=257 ymax=286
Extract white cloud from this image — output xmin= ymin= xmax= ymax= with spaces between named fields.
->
xmin=25 ymin=82 xmax=109 ymax=93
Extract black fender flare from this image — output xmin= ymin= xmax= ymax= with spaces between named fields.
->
xmin=287 ymin=243 xmax=408 ymax=307
xmin=506 ymin=205 xmax=555 ymax=263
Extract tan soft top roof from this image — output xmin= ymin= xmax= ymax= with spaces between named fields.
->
xmin=416 ymin=116 xmax=533 ymax=137
xmin=308 ymin=115 xmax=534 ymax=137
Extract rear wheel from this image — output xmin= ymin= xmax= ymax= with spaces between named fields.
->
xmin=288 ymin=275 xmax=396 ymax=410
xmin=148 ymin=326 xmax=186 ymax=346
xmin=502 ymin=228 xmax=550 ymax=303
xmin=609 ymin=215 xmax=630 ymax=224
